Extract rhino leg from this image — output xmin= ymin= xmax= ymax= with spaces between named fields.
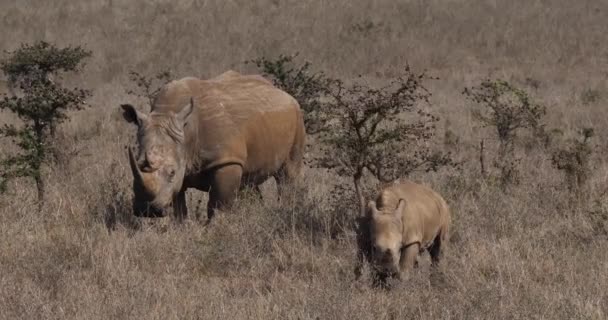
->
xmin=207 ymin=164 xmax=243 ymax=220
xmin=173 ymin=189 xmax=188 ymax=223
xmin=399 ymin=242 xmax=420 ymax=277
xmin=275 ymin=119 xmax=305 ymax=201
xmin=239 ymin=183 xmax=263 ymax=201
xmin=428 ymin=232 xmax=444 ymax=267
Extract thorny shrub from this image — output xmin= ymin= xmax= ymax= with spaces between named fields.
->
xmin=551 ymin=127 xmax=594 ymax=194
xmin=463 ymin=79 xmax=546 ymax=189
xmin=125 ymin=69 xmax=172 ymax=107
xmin=247 ymin=53 xmax=331 ymax=134
xmin=316 ymin=66 xmax=456 ymax=215
xmin=0 ymin=41 xmax=91 ymax=203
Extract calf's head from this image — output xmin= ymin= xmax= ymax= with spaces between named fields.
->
xmin=121 ymin=99 xmax=193 ymax=217
xmin=368 ymin=199 xmax=406 ymax=278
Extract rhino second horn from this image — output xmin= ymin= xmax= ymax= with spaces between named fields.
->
xmin=368 ymin=200 xmax=380 ymax=217
xmin=128 ymin=147 xmax=143 ymax=183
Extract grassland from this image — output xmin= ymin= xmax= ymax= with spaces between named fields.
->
xmin=0 ymin=0 xmax=607 ymax=319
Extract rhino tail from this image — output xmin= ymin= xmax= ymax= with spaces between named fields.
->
xmin=286 ymin=108 xmax=306 ymax=177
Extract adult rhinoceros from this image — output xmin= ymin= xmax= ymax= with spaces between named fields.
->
xmin=121 ymin=70 xmax=305 ymax=221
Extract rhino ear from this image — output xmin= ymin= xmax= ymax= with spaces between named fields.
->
xmin=121 ymin=104 xmax=147 ymax=127
xmin=394 ymin=199 xmax=406 ymax=221
xmin=176 ymin=97 xmax=194 ymax=125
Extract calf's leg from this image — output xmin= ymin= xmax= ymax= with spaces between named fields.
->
xmin=428 ymin=232 xmax=443 ymax=267
xmin=399 ymin=242 xmax=420 ymax=279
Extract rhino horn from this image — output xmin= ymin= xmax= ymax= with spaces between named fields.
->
xmin=128 ymin=147 xmax=143 ymax=184
xmin=367 ymin=200 xmax=380 ymax=218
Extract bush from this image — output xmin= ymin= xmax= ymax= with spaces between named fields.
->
xmin=463 ymin=79 xmax=546 ymax=188
xmin=0 ymin=41 xmax=91 ymax=203
xmin=246 ymin=53 xmax=331 ymax=134
xmin=551 ymin=128 xmax=594 ymax=193
xmin=125 ymin=69 xmax=172 ymax=107
xmin=317 ymin=66 xmax=455 ymax=215
xmin=580 ymin=88 xmax=601 ymax=106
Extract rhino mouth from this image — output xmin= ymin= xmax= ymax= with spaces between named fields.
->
xmin=376 ymin=268 xmax=399 ymax=278
xmin=132 ymin=202 xmax=167 ymax=218
xmin=128 ymin=146 xmax=173 ymax=218
xmin=372 ymin=263 xmax=400 ymax=280
xmin=372 ymin=268 xmax=401 ymax=289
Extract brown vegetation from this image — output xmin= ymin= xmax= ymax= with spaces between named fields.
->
xmin=0 ymin=0 xmax=607 ymax=319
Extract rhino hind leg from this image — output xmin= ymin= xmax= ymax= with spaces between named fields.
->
xmin=239 ymin=183 xmax=263 ymax=201
xmin=207 ymin=164 xmax=243 ymax=220
xmin=273 ymin=162 xmax=300 ymax=202
xmin=275 ymin=117 xmax=305 ymax=201
xmin=428 ymin=232 xmax=443 ymax=267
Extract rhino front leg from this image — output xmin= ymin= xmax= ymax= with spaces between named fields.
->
xmin=207 ymin=164 xmax=243 ymax=220
xmin=354 ymin=248 xmax=367 ymax=280
xmin=399 ymin=242 xmax=420 ymax=279
xmin=173 ymin=189 xmax=188 ymax=223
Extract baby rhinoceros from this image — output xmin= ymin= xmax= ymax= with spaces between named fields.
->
xmin=355 ymin=179 xmax=451 ymax=285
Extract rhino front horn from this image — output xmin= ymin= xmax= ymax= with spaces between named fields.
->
xmin=128 ymin=147 xmax=143 ymax=183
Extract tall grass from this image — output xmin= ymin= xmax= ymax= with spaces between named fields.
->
xmin=0 ymin=0 xmax=607 ymax=319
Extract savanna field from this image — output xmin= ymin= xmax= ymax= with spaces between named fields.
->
xmin=1 ymin=1 xmax=607 ymax=319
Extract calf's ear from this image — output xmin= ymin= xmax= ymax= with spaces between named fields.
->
xmin=121 ymin=104 xmax=148 ymax=127
xmin=394 ymin=199 xmax=406 ymax=222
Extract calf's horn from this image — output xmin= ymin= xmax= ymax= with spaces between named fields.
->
xmin=367 ymin=200 xmax=380 ymax=217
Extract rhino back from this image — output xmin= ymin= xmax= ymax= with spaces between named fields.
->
xmin=153 ymin=73 xmax=301 ymax=175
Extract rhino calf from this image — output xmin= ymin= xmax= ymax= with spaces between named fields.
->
xmin=355 ymin=179 xmax=451 ymax=284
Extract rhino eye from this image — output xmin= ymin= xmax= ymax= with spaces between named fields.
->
xmin=373 ymin=245 xmax=384 ymax=255
xmin=168 ymin=169 xmax=176 ymax=179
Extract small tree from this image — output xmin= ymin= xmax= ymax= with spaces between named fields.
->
xmin=463 ymin=79 xmax=546 ymax=187
xmin=125 ymin=69 xmax=172 ymax=107
xmin=317 ymin=67 xmax=455 ymax=215
xmin=247 ymin=53 xmax=330 ymax=134
xmin=0 ymin=41 xmax=91 ymax=203
xmin=551 ymin=128 xmax=594 ymax=194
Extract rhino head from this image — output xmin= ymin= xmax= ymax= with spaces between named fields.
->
xmin=368 ymin=199 xmax=406 ymax=278
xmin=121 ymin=99 xmax=193 ymax=217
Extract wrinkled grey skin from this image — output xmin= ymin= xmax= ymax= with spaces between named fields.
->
xmin=121 ymin=100 xmax=193 ymax=218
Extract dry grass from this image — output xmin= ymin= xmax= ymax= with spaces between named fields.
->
xmin=1 ymin=0 xmax=608 ymax=319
